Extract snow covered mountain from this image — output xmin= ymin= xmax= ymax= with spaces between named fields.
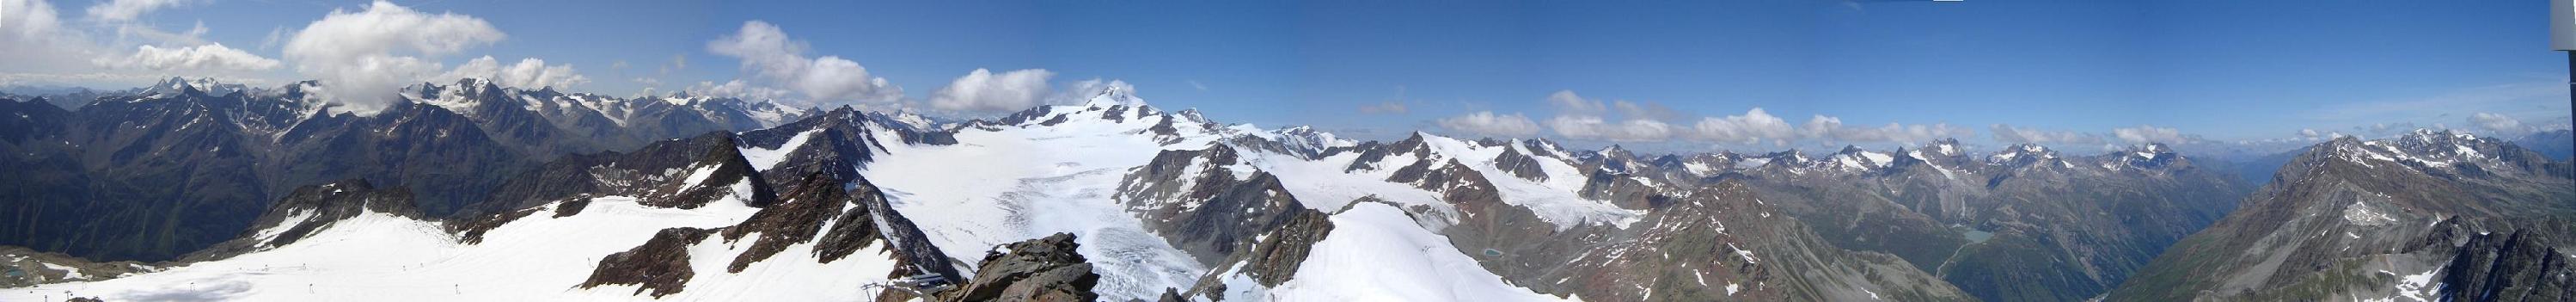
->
xmin=0 ymin=77 xmax=810 ymax=262
xmin=3 ymin=81 xmax=2568 ymax=302
xmin=0 ymin=83 xmax=1965 ymax=301
xmin=2108 ymin=129 xmax=2576 ymax=301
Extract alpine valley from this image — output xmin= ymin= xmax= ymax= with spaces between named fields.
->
xmin=0 ymin=78 xmax=2568 ymax=302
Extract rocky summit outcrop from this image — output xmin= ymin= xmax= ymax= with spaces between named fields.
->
xmin=572 ymin=170 xmax=970 ymax=300
xmin=578 ymin=227 xmax=715 ymax=298
xmin=936 ymin=233 xmax=1103 ymax=302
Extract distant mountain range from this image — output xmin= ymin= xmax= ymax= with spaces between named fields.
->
xmin=0 ymin=79 xmax=2566 ymax=301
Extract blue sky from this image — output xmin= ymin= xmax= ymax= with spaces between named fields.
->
xmin=2 ymin=0 xmax=2567 ymax=155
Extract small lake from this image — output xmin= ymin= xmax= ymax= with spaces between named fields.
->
xmin=1960 ymin=228 xmax=1994 ymax=243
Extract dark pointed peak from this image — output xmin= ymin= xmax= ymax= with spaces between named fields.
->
xmin=1836 ymin=145 xmax=1868 ymax=155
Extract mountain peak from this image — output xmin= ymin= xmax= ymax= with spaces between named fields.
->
xmin=1081 ymin=81 xmax=1145 ymax=108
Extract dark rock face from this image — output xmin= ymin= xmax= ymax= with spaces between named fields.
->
xmin=580 ymin=227 xmax=715 ymax=298
xmin=937 ymin=233 xmax=1103 ymax=302
xmin=2437 ymin=231 xmax=2576 ymax=301
xmin=564 ymin=168 xmax=967 ymax=299
xmin=473 ymin=133 xmax=775 ymax=214
xmin=719 ymin=173 xmax=854 ymax=273
xmin=1117 ymin=145 xmax=1327 ymax=266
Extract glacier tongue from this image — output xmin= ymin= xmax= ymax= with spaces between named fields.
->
xmin=860 ymin=111 xmax=1208 ymax=301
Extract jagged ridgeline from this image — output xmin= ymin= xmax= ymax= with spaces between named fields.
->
xmin=2108 ymin=130 xmax=2576 ymax=301
xmin=0 ymin=77 xmax=814 ymax=261
xmin=2 ymin=80 xmax=2570 ymax=302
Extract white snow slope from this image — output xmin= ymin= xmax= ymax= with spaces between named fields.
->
xmin=1258 ymin=202 xmax=1575 ymax=302
xmin=8 ymin=88 xmax=1627 ymax=302
xmin=0 ymin=182 xmax=917 ymax=301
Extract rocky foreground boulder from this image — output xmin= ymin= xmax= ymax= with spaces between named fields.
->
xmin=937 ymin=233 xmax=1102 ymax=302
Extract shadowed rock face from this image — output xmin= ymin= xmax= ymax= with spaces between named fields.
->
xmin=474 ymin=133 xmax=776 ymax=214
xmin=579 ymin=227 xmax=714 ymax=298
xmin=0 ymin=77 xmax=800 ymax=262
xmin=938 ymin=233 xmax=1103 ymax=302
xmin=567 ymin=169 xmax=969 ymax=300
xmin=2437 ymin=231 xmax=2576 ymax=301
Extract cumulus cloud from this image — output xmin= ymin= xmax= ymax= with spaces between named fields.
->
xmin=1528 ymin=89 xmax=1967 ymax=145
xmin=1 ymin=0 xmax=105 ymax=74
xmin=1438 ymin=111 xmax=1542 ymax=138
xmin=707 ymin=21 xmax=902 ymax=106
xmin=282 ymin=0 xmax=505 ymax=113
xmin=434 ymin=56 xmax=589 ymax=89
xmin=2113 ymin=125 xmax=2191 ymax=145
xmin=1541 ymin=89 xmax=1683 ymax=141
xmin=2469 ymin=113 xmax=2527 ymax=135
xmin=1548 ymin=115 xmax=1675 ymax=142
xmin=1991 ymin=124 xmax=2103 ymax=145
xmin=1800 ymin=115 xmax=1973 ymax=144
xmin=1545 ymin=90 xmax=1606 ymax=114
xmin=85 ymin=0 xmax=196 ymax=22
xmin=687 ymin=79 xmax=792 ymax=101
xmin=91 ymin=43 xmax=280 ymax=71
xmin=1683 ymin=108 xmax=1797 ymax=145
xmin=927 ymin=68 xmax=1053 ymax=113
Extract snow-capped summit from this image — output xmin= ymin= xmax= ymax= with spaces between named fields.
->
xmin=1269 ymin=126 xmax=1355 ymax=151
xmin=1082 ymin=81 xmax=1147 ymax=108
xmin=1827 ymin=145 xmax=1896 ymax=171
xmin=135 ymin=77 xmax=251 ymax=97
xmin=2322 ymin=128 xmax=2537 ymax=174
xmin=1990 ymin=144 xmax=2064 ymax=167
xmin=1919 ymin=139 xmax=1966 ymax=157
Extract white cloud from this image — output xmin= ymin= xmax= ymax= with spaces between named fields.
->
xmin=1545 ymin=89 xmax=1606 ymax=114
xmin=1548 ymin=115 xmax=1675 ymax=142
xmin=2 ymin=0 xmax=104 ymax=74
xmin=258 ymin=26 xmax=284 ymax=50
xmin=83 ymin=0 xmax=196 ymax=22
xmin=1991 ymin=124 xmax=2102 ymax=145
xmin=1187 ymin=80 xmax=1208 ymax=91
xmin=1683 ymin=108 xmax=1796 ymax=144
xmin=92 ymin=43 xmax=280 ymax=71
xmin=1358 ymin=101 xmax=1408 ymax=114
xmin=282 ymin=0 xmax=505 ymax=114
xmin=1800 ymin=115 xmax=1972 ymax=144
xmin=2469 ymin=112 xmax=2526 ymax=135
xmin=707 ymin=21 xmax=902 ymax=106
xmin=1043 ymin=78 xmax=1136 ymax=105
xmin=688 ymin=79 xmax=791 ymax=101
xmin=1541 ymin=90 xmax=1680 ymax=142
xmin=434 ymin=56 xmax=590 ymax=89
xmin=927 ymin=68 xmax=1053 ymax=113
xmin=1438 ymin=111 xmax=1542 ymax=138
xmin=2113 ymin=125 xmax=2190 ymax=145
